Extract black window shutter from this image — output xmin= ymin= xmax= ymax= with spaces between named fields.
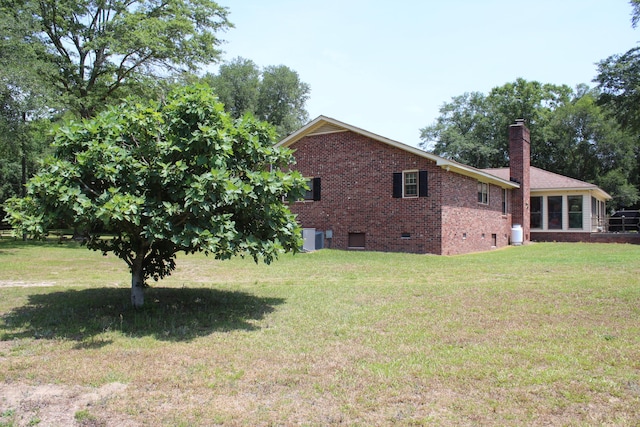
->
xmin=312 ymin=177 xmax=321 ymax=201
xmin=419 ymin=171 xmax=428 ymax=197
xmin=393 ymin=173 xmax=402 ymax=198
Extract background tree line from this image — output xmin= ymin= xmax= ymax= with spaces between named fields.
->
xmin=419 ymin=80 xmax=638 ymax=209
xmin=2 ymin=0 xmax=640 ymax=216
xmin=420 ymin=1 xmax=640 ymax=211
xmin=0 ymin=0 xmax=310 ymax=220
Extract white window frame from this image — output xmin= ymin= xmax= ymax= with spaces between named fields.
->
xmin=478 ymin=182 xmax=489 ymax=205
xmin=530 ymin=196 xmax=543 ymax=229
xmin=547 ymin=195 xmax=563 ymax=230
xmin=568 ymin=195 xmax=583 ymax=229
xmin=403 ymin=170 xmax=419 ymax=198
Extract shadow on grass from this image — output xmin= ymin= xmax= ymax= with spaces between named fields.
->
xmin=1 ymin=287 xmax=285 ymax=344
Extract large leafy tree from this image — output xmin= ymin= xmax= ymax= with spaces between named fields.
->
xmin=546 ymin=87 xmax=638 ymax=207
xmin=256 ymin=65 xmax=310 ymax=138
xmin=420 ymin=79 xmax=572 ymax=169
xmin=4 ymin=86 xmax=307 ymax=308
xmin=420 ymin=79 xmax=638 ymax=209
xmin=632 ymin=0 xmax=640 ymax=28
xmin=0 ymin=8 xmax=57 ymax=217
xmin=419 ymin=91 xmax=499 ymax=168
xmin=595 ymin=47 xmax=640 ymax=135
xmin=592 ymin=1 xmax=640 ymax=208
xmin=1 ymin=0 xmax=232 ymax=119
xmin=202 ymin=58 xmax=311 ymax=139
xmin=205 ymin=57 xmax=261 ymax=120
xmin=0 ymin=0 xmax=232 ymax=220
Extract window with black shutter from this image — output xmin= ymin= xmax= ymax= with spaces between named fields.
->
xmin=312 ymin=177 xmax=321 ymax=201
xmin=393 ymin=173 xmax=402 ymax=198
xmin=303 ymin=177 xmax=321 ymax=201
xmin=419 ymin=170 xmax=428 ymax=197
xmin=393 ymin=170 xmax=428 ymax=198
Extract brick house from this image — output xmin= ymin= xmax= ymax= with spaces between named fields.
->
xmin=276 ymin=116 xmax=611 ymax=255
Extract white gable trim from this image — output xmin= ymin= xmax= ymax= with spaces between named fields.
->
xmin=278 ymin=116 xmax=519 ymax=189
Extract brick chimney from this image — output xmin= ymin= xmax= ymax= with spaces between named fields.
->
xmin=509 ymin=119 xmax=530 ymax=243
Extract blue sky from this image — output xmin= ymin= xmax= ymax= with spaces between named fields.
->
xmin=215 ymin=1 xmax=639 ymax=146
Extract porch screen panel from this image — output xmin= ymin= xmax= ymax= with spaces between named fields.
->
xmin=530 ymin=196 xmax=542 ymax=229
xmin=548 ymin=196 xmax=563 ymax=230
xmin=568 ymin=195 xmax=583 ymax=229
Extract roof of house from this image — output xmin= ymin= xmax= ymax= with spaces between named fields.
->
xmin=278 ymin=115 xmax=611 ymax=200
xmin=277 ymin=115 xmax=519 ymax=189
xmin=483 ymin=167 xmax=612 ymax=199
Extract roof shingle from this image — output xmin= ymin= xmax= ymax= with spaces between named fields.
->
xmin=483 ymin=167 xmax=605 ymax=192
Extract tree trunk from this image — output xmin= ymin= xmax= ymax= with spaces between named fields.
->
xmin=131 ymin=259 xmax=145 ymax=308
xmin=21 ymin=114 xmax=27 ymax=242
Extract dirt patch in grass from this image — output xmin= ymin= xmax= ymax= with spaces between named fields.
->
xmin=0 ymin=382 xmax=134 ymax=426
xmin=0 ymin=281 xmax=55 ymax=288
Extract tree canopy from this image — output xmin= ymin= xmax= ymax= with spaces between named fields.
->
xmin=202 ymin=57 xmax=311 ymax=139
xmin=420 ymin=79 xmax=573 ymax=168
xmin=0 ymin=0 xmax=234 ymax=215
xmin=4 ymin=86 xmax=307 ymax=307
xmin=631 ymin=0 xmax=640 ymax=28
xmin=420 ymin=79 xmax=639 ymax=209
xmin=0 ymin=9 xmax=56 ymax=216
xmin=1 ymin=0 xmax=232 ymax=118
xmin=595 ymin=46 xmax=640 ymax=135
xmin=591 ymin=1 xmax=640 ymax=208
xmin=204 ymin=57 xmax=261 ymax=120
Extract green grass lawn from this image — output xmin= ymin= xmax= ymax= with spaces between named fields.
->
xmin=0 ymin=240 xmax=639 ymax=426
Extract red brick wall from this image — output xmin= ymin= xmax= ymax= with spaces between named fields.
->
xmin=289 ymin=131 xmax=442 ymax=253
xmin=532 ymin=231 xmax=640 ymax=245
xmin=439 ymin=170 xmax=512 ymax=255
xmin=288 ymin=130 xmax=513 ymax=255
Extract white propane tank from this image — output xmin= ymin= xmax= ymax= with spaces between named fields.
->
xmin=511 ymin=224 xmax=523 ymax=246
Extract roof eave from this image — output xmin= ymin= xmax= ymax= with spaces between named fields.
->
xmin=438 ymin=161 xmax=519 ymax=188
xmin=278 ymin=116 xmax=519 ymax=189
xmin=532 ymin=187 xmax=612 ymax=200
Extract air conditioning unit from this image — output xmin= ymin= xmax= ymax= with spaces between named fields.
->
xmin=302 ymin=228 xmax=316 ymax=251
xmin=315 ymin=231 xmax=324 ymax=250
